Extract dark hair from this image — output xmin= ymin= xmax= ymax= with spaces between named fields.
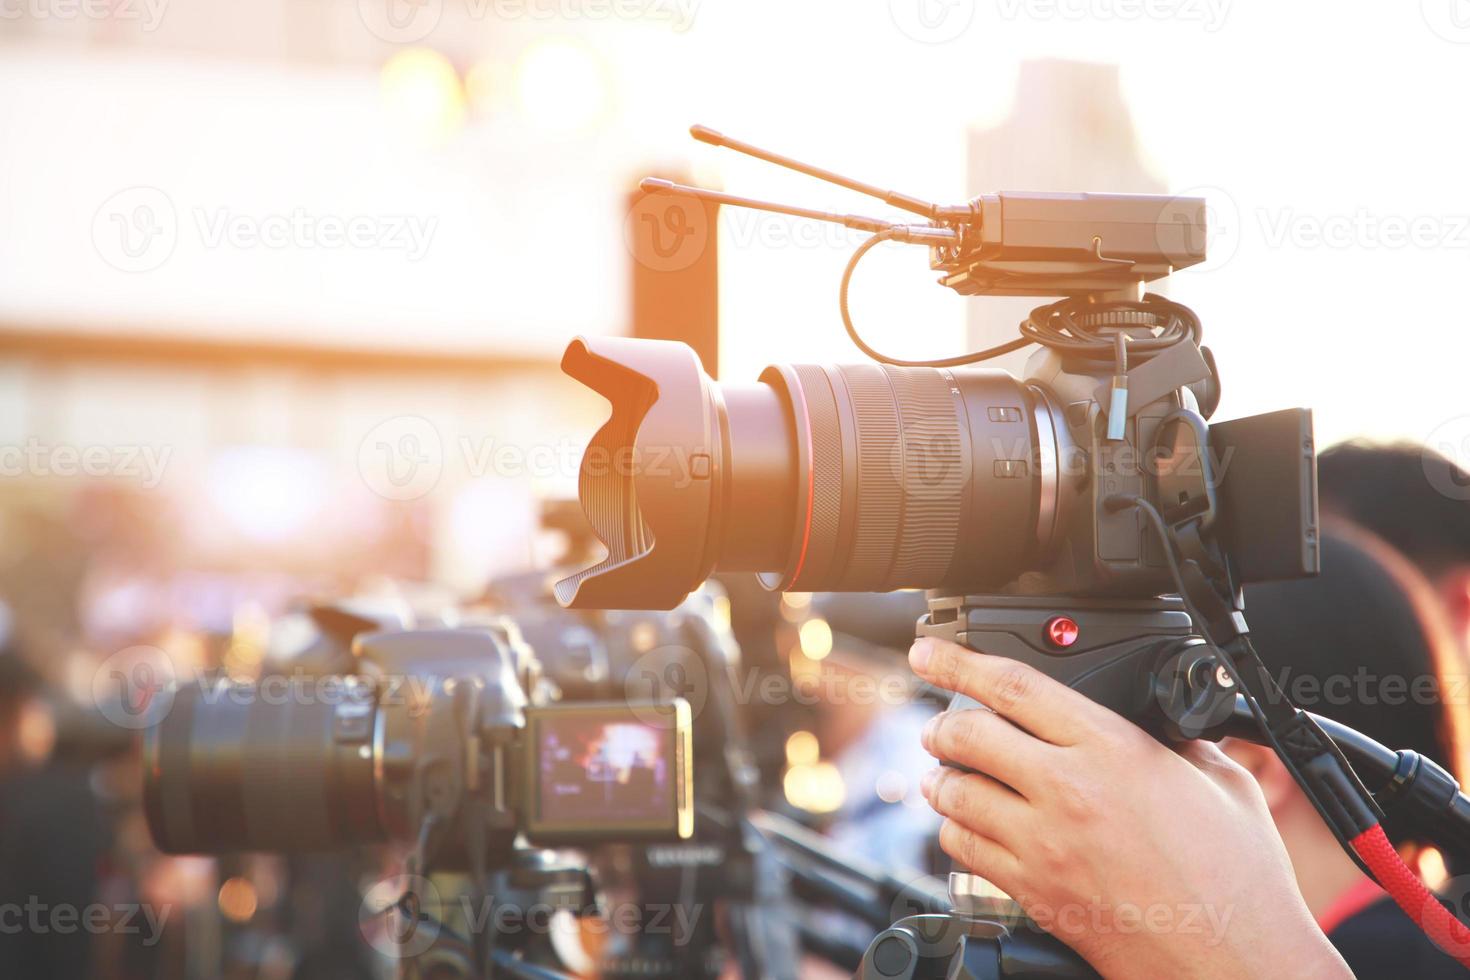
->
xmin=1318 ymin=441 xmax=1470 ymax=581
xmin=1244 ymin=523 xmax=1469 ymax=852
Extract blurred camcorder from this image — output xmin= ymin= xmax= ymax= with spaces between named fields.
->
xmin=144 ymin=624 xmax=692 ymax=858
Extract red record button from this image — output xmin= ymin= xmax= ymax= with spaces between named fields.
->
xmin=1044 ymin=615 xmax=1080 ymax=649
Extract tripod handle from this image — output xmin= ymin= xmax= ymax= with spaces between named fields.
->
xmin=854 ymin=913 xmax=1097 ymax=980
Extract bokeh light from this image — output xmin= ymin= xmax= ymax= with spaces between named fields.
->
xmin=514 ymin=37 xmax=611 ymax=137
xmin=380 ymin=47 xmax=466 ymax=145
xmin=783 ymin=761 xmax=846 ymax=815
xmin=785 ymin=729 xmax=820 ymax=767
xmin=798 ymin=617 xmax=833 ymax=661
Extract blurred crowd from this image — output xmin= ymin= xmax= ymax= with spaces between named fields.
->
xmin=0 ymin=437 xmax=1468 ymax=978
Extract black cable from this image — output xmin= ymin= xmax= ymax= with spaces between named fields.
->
xmin=1111 ymin=493 xmax=1381 ymax=879
xmin=838 ymin=230 xmax=1201 ymax=369
xmin=1020 ymin=294 xmax=1201 ymax=362
xmin=1113 ymin=495 xmax=1280 ymax=746
xmin=839 ymin=230 xmax=1032 ymax=367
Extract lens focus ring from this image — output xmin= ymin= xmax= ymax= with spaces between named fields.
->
xmin=887 ymin=366 xmax=966 ymax=584
xmin=781 ymin=364 xmax=968 ymax=592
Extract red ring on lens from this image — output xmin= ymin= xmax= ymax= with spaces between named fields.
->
xmin=786 ymin=371 xmax=816 ymax=585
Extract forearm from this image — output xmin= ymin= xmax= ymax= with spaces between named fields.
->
xmin=1080 ymin=905 xmax=1352 ymax=980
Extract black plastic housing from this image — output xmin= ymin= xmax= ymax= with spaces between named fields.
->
xmin=520 ymin=700 xmax=693 ymax=845
xmin=935 ymin=192 xmax=1207 ymax=297
xmin=1209 ymin=408 xmax=1321 ymax=583
xmin=556 ymin=333 xmax=1320 ymax=609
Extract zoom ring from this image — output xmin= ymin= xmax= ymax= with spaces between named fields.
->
xmin=887 ymin=366 xmax=965 ymax=585
xmin=790 ymin=364 xmax=964 ymax=592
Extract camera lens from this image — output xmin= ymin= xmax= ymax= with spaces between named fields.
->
xmin=557 ymin=336 xmax=1070 ymax=609
xmin=143 ymin=677 xmax=384 ymax=853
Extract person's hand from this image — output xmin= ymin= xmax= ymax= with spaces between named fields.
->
xmin=909 ymin=636 xmax=1352 ymax=980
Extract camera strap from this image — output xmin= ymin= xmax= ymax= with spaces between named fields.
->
xmin=1168 ymin=549 xmax=1382 ymax=851
xmin=1213 ymin=620 xmax=1470 ymax=965
xmin=1141 ymin=499 xmax=1470 ymax=966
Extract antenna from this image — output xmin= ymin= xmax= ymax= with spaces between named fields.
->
xmin=641 ymin=123 xmax=1204 ymax=303
xmin=689 ymin=125 xmax=972 ymax=221
xmin=638 ymin=178 xmax=959 ymax=246
xmin=626 ymin=122 xmax=1210 ymax=375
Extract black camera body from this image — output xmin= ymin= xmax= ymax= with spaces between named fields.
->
xmin=930 ymin=190 xmax=1206 ymax=296
xmin=143 ymin=623 xmax=693 ymax=862
xmin=555 ymin=318 xmax=1317 ymax=605
xmin=557 ymin=122 xmax=1335 ymax=980
xmin=557 ymin=127 xmax=1322 ymax=746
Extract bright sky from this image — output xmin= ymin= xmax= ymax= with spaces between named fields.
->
xmin=677 ymin=2 xmax=1470 ymax=450
xmin=4 ymin=2 xmax=1469 ymax=450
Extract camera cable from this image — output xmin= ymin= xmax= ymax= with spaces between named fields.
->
xmin=839 ymin=229 xmax=1199 ymax=370
xmin=1113 ymin=493 xmax=1470 ymax=969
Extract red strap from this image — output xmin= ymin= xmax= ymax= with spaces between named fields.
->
xmin=1351 ymin=824 xmax=1470 ymax=969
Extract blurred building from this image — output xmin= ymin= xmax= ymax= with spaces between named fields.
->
xmin=964 ymin=59 xmax=1167 ymax=376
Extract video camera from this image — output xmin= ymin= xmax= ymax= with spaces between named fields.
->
xmin=546 ymin=125 xmax=1470 ymax=978
xmin=557 ymin=124 xmax=1318 ymax=745
xmin=139 ymin=578 xmax=811 ymax=980
xmin=143 ymin=621 xmax=692 ymax=857
xmin=135 ymin=125 xmax=1470 ymax=980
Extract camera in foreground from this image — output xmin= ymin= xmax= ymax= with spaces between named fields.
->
xmin=558 ymin=132 xmax=1316 ymax=612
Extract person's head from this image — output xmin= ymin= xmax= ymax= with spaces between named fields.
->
xmin=1225 ymin=522 xmax=1470 ymax=900
xmin=1318 ymin=441 xmax=1470 ymax=646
